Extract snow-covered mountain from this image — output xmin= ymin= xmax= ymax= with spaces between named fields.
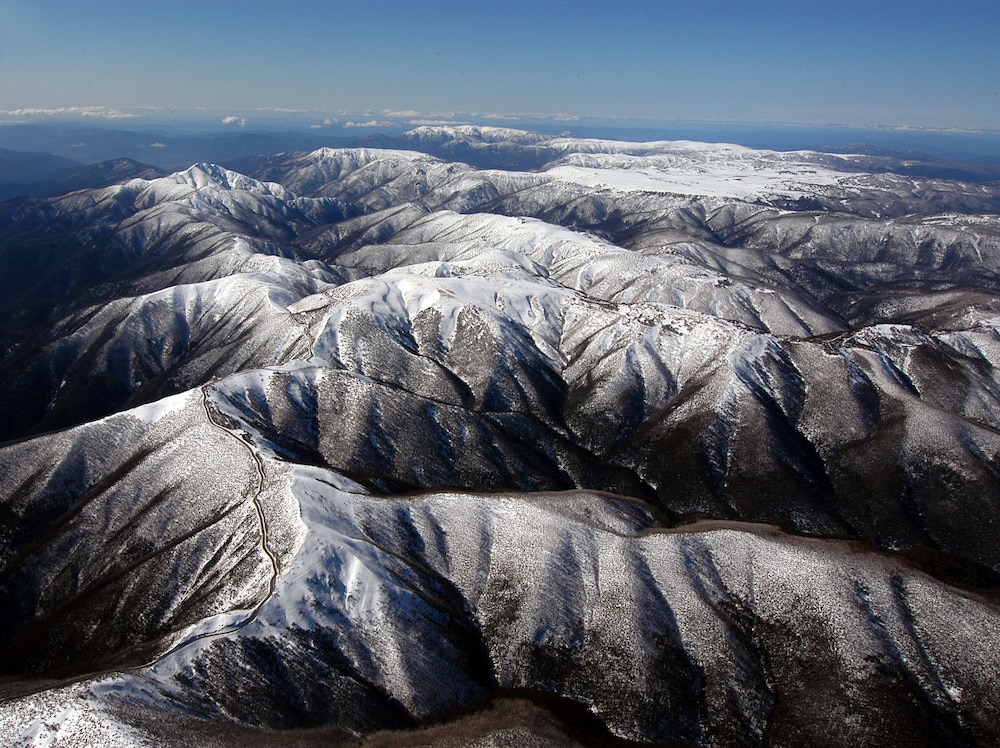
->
xmin=2 ymin=126 xmax=1000 ymax=746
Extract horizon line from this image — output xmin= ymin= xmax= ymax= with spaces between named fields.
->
xmin=0 ymin=106 xmax=998 ymax=136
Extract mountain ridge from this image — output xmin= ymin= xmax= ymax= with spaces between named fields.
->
xmin=1 ymin=127 xmax=999 ymax=745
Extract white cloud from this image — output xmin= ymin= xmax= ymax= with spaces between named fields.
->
xmin=882 ymin=124 xmax=996 ymax=135
xmin=0 ymin=106 xmax=139 ymax=119
xmin=479 ymin=111 xmax=581 ymax=123
xmin=383 ymin=109 xmax=458 ymax=121
xmin=222 ymin=116 xmax=247 ymax=127
xmin=344 ymin=120 xmax=396 ymax=128
xmin=148 ymin=142 xmax=167 ymax=148
xmin=408 ymin=119 xmax=464 ymax=126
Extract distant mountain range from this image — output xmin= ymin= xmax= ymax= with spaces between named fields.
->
xmin=0 ymin=154 xmax=165 ymax=202
xmin=1 ymin=126 xmax=1000 ymax=746
xmin=1 ymin=119 xmax=999 ymax=193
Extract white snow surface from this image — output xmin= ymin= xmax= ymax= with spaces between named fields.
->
xmin=399 ymin=124 xmax=868 ymax=200
xmin=544 ymin=153 xmax=846 ymax=200
xmin=0 ymin=682 xmax=153 ymax=748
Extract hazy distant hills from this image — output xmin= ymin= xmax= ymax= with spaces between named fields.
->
xmin=0 ymin=123 xmax=362 ymax=175
xmin=0 ymin=147 xmax=81 ymax=201
xmin=0 ymin=147 xmax=78 ymax=179
xmin=1 ymin=126 xmax=1000 ymax=746
xmin=0 ymin=156 xmax=165 ymax=202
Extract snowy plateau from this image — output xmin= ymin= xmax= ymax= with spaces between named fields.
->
xmin=1 ymin=125 xmax=1000 ymax=746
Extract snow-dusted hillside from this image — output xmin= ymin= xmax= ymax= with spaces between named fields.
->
xmin=2 ymin=126 xmax=1000 ymax=746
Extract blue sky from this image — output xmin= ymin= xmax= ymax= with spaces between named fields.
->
xmin=1 ymin=0 xmax=997 ymax=129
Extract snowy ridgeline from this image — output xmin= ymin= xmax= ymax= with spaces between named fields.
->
xmin=1 ymin=126 xmax=1000 ymax=746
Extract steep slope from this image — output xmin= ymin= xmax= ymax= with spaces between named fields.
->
xmin=1 ymin=126 xmax=1000 ymax=745
xmin=2 ymin=422 xmax=998 ymax=745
